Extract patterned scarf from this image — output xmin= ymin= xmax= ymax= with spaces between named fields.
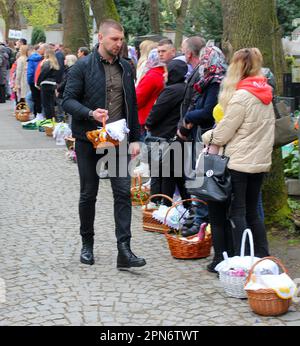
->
xmin=194 ymin=46 xmax=227 ymax=94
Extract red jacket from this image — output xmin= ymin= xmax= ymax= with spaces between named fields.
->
xmin=136 ymin=66 xmax=165 ymax=125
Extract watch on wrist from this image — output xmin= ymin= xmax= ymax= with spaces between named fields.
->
xmin=89 ymin=110 xmax=94 ymax=119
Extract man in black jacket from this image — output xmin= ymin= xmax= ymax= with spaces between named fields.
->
xmin=63 ymin=19 xmax=146 ymax=269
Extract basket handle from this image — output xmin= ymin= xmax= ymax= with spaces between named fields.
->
xmin=145 ymin=194 xmax=174 ymax=210
xmin=245 ymin=256 xmax=289 ymax=286
xmin=240 ymin=229 xmax=255 ymax=262
xmin=131 ymin=175 xmax=142 ymax=191
xmin=163 ymin=198 xmax=207 ymax=226
xmin=16 ymin=102 xmax=29 ymax=111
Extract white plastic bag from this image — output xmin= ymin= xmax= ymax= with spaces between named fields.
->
xmin=53 ymin=123 xmax=72 ymax=146
xmin=105 ymin=119 xmax=130 ymax=142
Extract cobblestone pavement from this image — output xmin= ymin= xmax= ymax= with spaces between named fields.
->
xmin=0 ymin=102 xmax=299 ymax=326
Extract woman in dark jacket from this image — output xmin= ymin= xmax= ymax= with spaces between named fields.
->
xmin=145 ymin=59 xmax=189 ymax=204
xmin=56 ymin=54 xmax=77 ymax=123
xmin=179 ymin=46 xmax=233 ymax=272
xmin=37 ymin=49 xmax=60 ymax=119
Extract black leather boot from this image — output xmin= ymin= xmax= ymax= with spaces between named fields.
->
xmin=80 ymin=236 xmax=94 ymax=265
xmin=206 ymin=257 xmax=223 ymax=274
xmin=117 ymin=242 xmax=146 ymax=269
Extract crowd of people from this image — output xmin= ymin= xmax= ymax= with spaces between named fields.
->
xmin=0 ymin=19 xmax=276 ymax=272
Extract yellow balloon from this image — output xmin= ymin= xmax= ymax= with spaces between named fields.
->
xmin=213 ymin=104 xmax=224 ymax=123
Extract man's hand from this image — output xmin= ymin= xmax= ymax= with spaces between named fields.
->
xmin=92 ymin=108 xmax=109 ymax=123
xmin=129 ymin=142 xmax=140 ymax=159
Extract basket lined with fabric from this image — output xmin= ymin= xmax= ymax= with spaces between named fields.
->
xmin=131 ymin=175 xmax=150 ymax=206
xmin=245 ymin=256 xmax=292 ymax=316
xmin=65 ymin=136 xmax=76 ymax=150
xmin=86 ymin=118 xmax=119 ymax=149
xmin=164 ymin=198 xmax=211 ymax=259
xmin=218 ymin=229 xmax=257 ymax=299
xmin=143 ymin=194 xmax=174 ymax=233
xmin=15 ymin=102 xmax=31 ymax=122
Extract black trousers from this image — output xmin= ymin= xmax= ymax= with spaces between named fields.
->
xmin=229 ymin=170 xmax=269 ymax=258
xmin=0 ymin=84 xmax=6 ymax=103
xmin=75 ymin=140 xmax=132 ymax=244
xmin=207 ymin=200 xmax=234 ymax=261
xmin=29 ymin=83 xmax=42 ymax=115
xmin=41 ymin=84 xmax=56 ymax=119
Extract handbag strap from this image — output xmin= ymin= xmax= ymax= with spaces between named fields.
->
xmin=205 ymin=132 xmax=227 ymax=157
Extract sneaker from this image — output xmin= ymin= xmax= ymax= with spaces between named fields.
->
xmin=133 ymin=162 xmax=150 ymax=177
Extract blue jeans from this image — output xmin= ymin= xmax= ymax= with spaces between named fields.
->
xmin=192 ymin=196 xmax=209 ymax=225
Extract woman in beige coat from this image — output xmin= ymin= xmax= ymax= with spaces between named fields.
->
xmin=15 ymin=45 xmax=29 ymax=103
xmin=202 ymin=48 xmax=275 ymax=258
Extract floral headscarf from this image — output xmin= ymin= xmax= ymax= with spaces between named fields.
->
xmin=146 ymin=48 xmax=165 ymax=69
xmin=194 ymin=45 xmax=227 ymax=94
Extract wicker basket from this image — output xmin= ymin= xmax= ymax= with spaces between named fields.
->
xmin=65 ymin=136 xmax=76 ymax=150
xmin=86 ymin=118 xmax=119 ymax=149
xmin=219 ymin=229 xmax=256 ymax=299
xmin=45 ymin=126 xmax=54 ymax=137
xmin=164 ymin=198 xmax=211 ymax=259
xmin=245 ymin=257 xmax=292 ymax=316
xmin=15 ymin=102 xmax=31 ymax=122
xmin=143 ymin=194 xmax=174 ymax=233
xmin=131 ymin=176 xmax=150 ymax=206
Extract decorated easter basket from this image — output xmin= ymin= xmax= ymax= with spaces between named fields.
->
xmin=218 ymin=229 xmax=257 ymax=299
xmin=245 ymin=257 xmax=292 ymax=316
xmin=15 ymin=102 xmax=31 ymax=122
xmin=143 ymin=194 xmax=174 ymax=234
xmin=86 ymin=118 xmax=119 ymax=149
xmin=131 ymin=175 xmax=150 ymax=206
xmin=164 ymin=198 xmax=212 ymax=259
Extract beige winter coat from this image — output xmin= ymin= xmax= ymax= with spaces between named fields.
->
xmin=16 ymin=56 xmax=28 ymax=99
xmin=202 ymin=89 xmax=275 ymax=173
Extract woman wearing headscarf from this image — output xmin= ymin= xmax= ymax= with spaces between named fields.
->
xmin=136 ymin=48 xmax=166 ymax=140
xmin=178 ymin=46 xmax=233 ymax=272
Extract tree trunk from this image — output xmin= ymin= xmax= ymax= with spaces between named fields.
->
xmin=174 ymin=0 xmax=189 ymax=49
xmin=62 ymin=0 xmax=89 ymax=53
xmin=90 ymin=0 xmax=120 ymax=30
xmin=221 ymin=0 xmax=289 ymax=228
xmin=0 ymin=0 xmax=21 ymax=40
xmin=149 ymin=0 xmax=160 ymax=34
xmin=7 ymin=0 xmax=20 ymax=30
xmin=58 ymin=0 xmax=63 ymax=24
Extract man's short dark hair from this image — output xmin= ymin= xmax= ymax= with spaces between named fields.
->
xmin=79 ymin=47 xmax=89 ymax=56
xmin=185 ymin=36 xmax=206 ymax=57
xmin=158 ymin=38 xmax=174 ymax=47
xmin=20 ymin=38 xmax=27 ymax=45
xmin=99 ymin=19 xmax=124 ymax=34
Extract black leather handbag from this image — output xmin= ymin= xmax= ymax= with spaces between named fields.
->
xmin=187 ymin=133 xmax=232 ymax=202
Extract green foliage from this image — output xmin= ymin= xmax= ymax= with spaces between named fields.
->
xmin=277 ymin=0 xmax=300 ymax=37
xmin=31 ymin=26 xmax=46 ymax=45
xmin=114 ymin=0 xmax=151 ymax=38
xmin=186 ymin=0 xmax=223 ymax=41
xmin=283 ymin=147 xmax=300 ymax=179
xmin=20 ymin=0 xmax=59 ymax=28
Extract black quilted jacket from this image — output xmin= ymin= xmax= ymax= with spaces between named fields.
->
xmin=62 ymin=45 xmax=140 ymax=143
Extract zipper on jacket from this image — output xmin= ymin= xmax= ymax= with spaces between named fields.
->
xmin=119 ymin=61 xmax=129 ymax=125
